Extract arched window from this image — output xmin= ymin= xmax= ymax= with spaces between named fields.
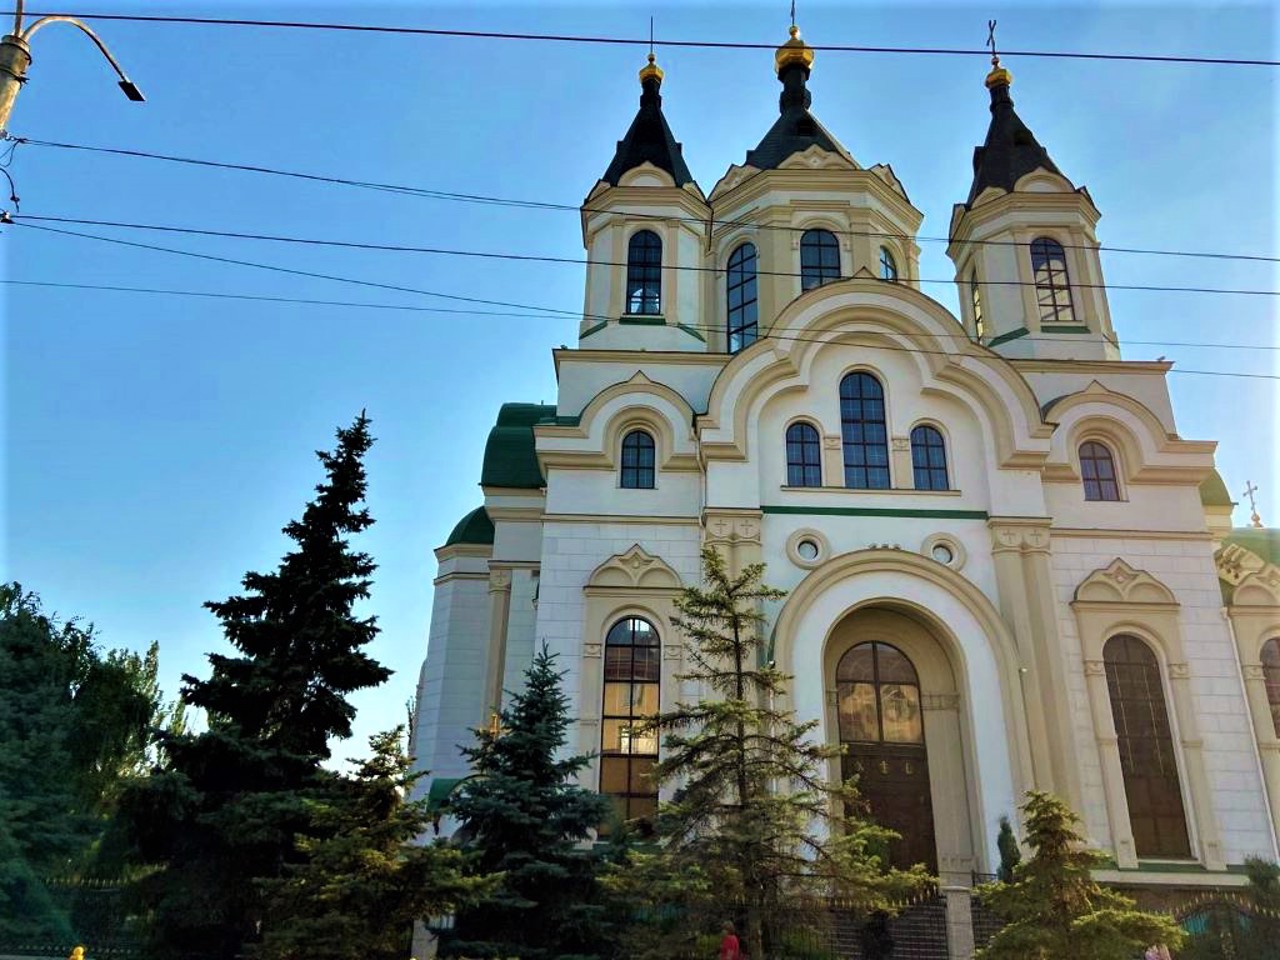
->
xmin=785 ymin=422 xmax=822 ymax=487
xmin=800 ymin=229 xmax=840 ymax=291
xmin=1103 ymin=635 xmax=1191 ymax=858
xmin=879 ymin=246 xmax=899 ymax=282
xmin=726 ymin=242 xmax=759 ymax=353
xmin=970 ymin=270 xmax=984 ymax=340
xmin=840 ymin=372 xmax=890 ymax=489
xmin=837 ymin=642 xmax=934 ymax=870
xmin=910 ymin=425 xmax=949 ymax=491
xmin=620 ymin=430 xmax=655 ymax=489
xmin=1079 ymin=441 xmax=1120 ymax=501
xmin=1030 ymin=237 xmax=1076 ymax=325
xmin=1261 ymin=638 xmax=1280 ymax=737
xmin=601 ymin=616 xmax=661 ymax=830
xmin=626 ymin=230 xmax=663 ymax=315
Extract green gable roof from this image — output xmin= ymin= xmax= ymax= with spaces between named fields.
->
xmin=1199 ymin=470 xmax=1234 ymax=508
xmin=444 ymin=506 xmax=494 ymax=547
xmin=480 ymin=403 xmax=556 ymax=489
xmin=1223 ymin=527 xmax=1280 ymax=568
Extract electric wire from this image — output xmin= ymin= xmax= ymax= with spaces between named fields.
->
xmin=14 ymin=138 xmax=1280 ymax=265
xmin=10 ymin=277 xmax=1280 ymax=354
xmin=12 ymin=226 xmax=1279 ymax=382
xmin=12 ymin=213 xmax=1280 ymax=298
xmin=10 ymin=11 xmax=1280 ymax=67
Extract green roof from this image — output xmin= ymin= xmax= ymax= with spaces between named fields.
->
xmin=1199 ymin=470 xmax=1234 ymax=508
xmin=1223 ymin=527 xmax=1280 ymax=567
xmin=444 ymin=506 xmax=494 ymax=547
xmin=479 ymin=403 xmax=556 ymax=489
xmin=426 ymin=777 xmax=464 ymax=812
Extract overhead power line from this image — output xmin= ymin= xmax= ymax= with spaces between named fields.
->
xmin=10 ymin=277 xmax=1280 ymax=354
xmin=11 ymin=226 xmax=1280 ymax=382
xmin=11 ymin=11 xmax=1280 ymax=67
xmin=14 ymin=137 xmax=1280 ymax=265
xmin=12 ymin=213 xmax=1280 ymax=298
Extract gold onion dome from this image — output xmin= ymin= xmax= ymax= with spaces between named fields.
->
xmin=639 ymin=52 xmax=664 ymax=84
xmin=985 ymin=59 xmax=1012 ymax=88
xmin=775 ymin=23 xmax=815 ymax=74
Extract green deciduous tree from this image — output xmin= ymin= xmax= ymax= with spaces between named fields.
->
xmin=0 ymin=584 xmax=169 ymax=943
xmin=1179 ymin=857 xmax=1280 ymax=960
xmin=442 ymin=644 xmax=614 ymax=960
xmin=977 ymin=791 xmax=1184 ymax=960
xmin=121 ymin=413 xmax=391 ymax=960
xmin=638 ymin=548 xmax=928 ymax=960
xmin=259 ymin=726 xmax=488 ymax=960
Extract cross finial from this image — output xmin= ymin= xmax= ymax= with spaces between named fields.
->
xmin=1243 ymin=480 xmax=1264 ymax=528
xmin=790 ymin=0 xmax=797 ymax=28
xmin=649 ymin=15 xmax=654 ymax=57
xmin=986 ymin=18 xmax=1000 ymax=68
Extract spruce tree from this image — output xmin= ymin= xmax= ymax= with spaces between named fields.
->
xmin=442 ymin=644 xmax=613 ymax=960
xmin=977 ymin=791 xmax=1184 ymax=960
xmin=121 ymin=414 xmax=391 ymax=960
xmin=259 ymin=727 xmax=488 ymax=960
xmin=995 ymin=815 xmax=1021 ymax=884
xmin=642 ymin=547 xmax=928 ymax=960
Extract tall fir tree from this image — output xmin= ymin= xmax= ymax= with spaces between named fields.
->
xmin=442 ymin=644 xmax=613 ymax=960
xmin=259 ymin=727 xmax=488 ymax=960
xmin=120 ymin=414 xmax=391 ymax=960
xmin=640 ymin=547 xmax=928 ymax=960
xmin=977 ymin=791 xmax=1184 ymax=960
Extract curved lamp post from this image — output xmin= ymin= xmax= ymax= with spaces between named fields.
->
xmin=0 ymin=0 xmax=144 ymax=133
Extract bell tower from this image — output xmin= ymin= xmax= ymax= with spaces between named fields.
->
xmin=579 ymin=54 xmax=709 ymax=352
xmin=946 ymin=52 xmax=1119 ymax=361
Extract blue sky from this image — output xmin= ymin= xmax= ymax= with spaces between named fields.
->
xmin=5 ymin=1 xmax=1276 ymax=765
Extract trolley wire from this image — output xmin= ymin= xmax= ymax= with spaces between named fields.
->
xmin=13 ymin=137 xmax=1280 ymax=266
xmin=12 ymin=214 xmax=1280 ymax=298
xmin=12 ymin=223 xmax=1280 ymax=382
xmin=9 ymin=11 xmax=1279 ymax=67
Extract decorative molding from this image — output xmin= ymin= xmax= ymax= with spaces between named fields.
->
xmin=585 ymin=544 xmax=683 ymax=592
xmin=891 ymin=436 xmax=911 ymax=452
xmin=488 ymin=569 xmax=512 ymax=592
xmin=1243 ymin=664 xmax=1266 ymax=681
xmin=921 ymin=692 xmax=961 ymax=711
xmin=764 ymin=505 xmax=988 ymax=520
xmin=823 ymin=433 xmax=842 ymax=450
xmin=1168 ymin=662 xmax=1191 ymax=680
xmin=1083 ymin=659 xmax=1106 ymax=677
xmin=1230 ymin=565 xmax=1280 ymax=608
xmin=663 ymin=644 xmax=682 ymax=661
xmin=1073 ymin=558 xmax=1178 ymax=607
xmin=704 ymin=510 xmax=763 ymax=546
xmin=987 ymin=517 xmax=1052 ymax=553
xmin=583 ymin=643 xmax=603 ymax=659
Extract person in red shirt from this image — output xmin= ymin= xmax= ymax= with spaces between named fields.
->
xmin=719 ymin=921 xmax=741 ymax=960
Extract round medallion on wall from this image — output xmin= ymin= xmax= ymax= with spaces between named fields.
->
xmin=786 ymin=528 xmax=830 ymax=570
xmin=921 ymin=533 xmax=965 ymax=571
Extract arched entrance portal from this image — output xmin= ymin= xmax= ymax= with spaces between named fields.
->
xmin=825 ymin=606 xmax=975 ymax=879
xmin=837 ymin=641 xmax=935 ymax=872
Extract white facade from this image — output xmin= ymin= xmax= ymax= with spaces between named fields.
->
xmin=411 ymin=37 xmax=1280 ymax=893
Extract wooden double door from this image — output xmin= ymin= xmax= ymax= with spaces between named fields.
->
xmin=836 ymin=641 xmax=938 ymax=873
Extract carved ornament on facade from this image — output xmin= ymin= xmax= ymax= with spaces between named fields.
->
xmin=1167 ymin=662 xmax=1191 ymax=680
xmin=586 ymin=544 xmax=682 ymax=591
xmin=1215 ymin=543 xmax=1264 ymax=586
xmin=891 ymin=436 xmax=910 ymax=452
xmin=823 ymin=433 xmax=841 ymax=450
xmin=1082 ymin=659 xmax=1106 ymax=677
xmin=583 ymin=643 xmax=603 ymax=659
xmin=705 ymin=514 xmax=762 ymax=546
xmin=663 ymin=644 xmax=682 ymax=661
xmin=1243 ymin=664 xmax=1266 ymax=681
xmin=488 ymin=569 xmax=512 ymax=591
xmin=987 ymin=520 xmax=1051 ymax=554
xmin=1074 ymin=559 xmax=1178 ymax=607
xmin=921 ymin=692 xmax=961 ymax=711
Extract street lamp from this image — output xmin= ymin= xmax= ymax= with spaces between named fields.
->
xmin=0 ymin=0 xmax=144 ymax=134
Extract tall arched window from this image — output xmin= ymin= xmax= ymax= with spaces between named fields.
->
xmin=726 ymin=242 xmax=759 ymax=353
xmin=1103 ymin=634 xmax=1191 ymax=858
xmin=601 ymin=616 xmax=661 ymax=830
xmin=970 ymin=270 xmax=984 ymax=340
xmin=800 ymin=229 xmax=840 ymax=290
xmin=910 ymin=425 xmax=949 ymax=491
xmin=626 ymin=230 xmax=663 ymax=315
xmin=879 ymin=246 xmax=899 ymax=282
xmin=837 ymin=642 xmax=935 ymax=871
xmin=840 ymin=372 xmax=890 ymax=489
xmin=1261 ymin=637 xmax=1280 ymax=736
xmin=1030 ymin=237 xmax=1076 ymax=325
xmin=786 ymin=422 xmax=822 ymax=487
xmin=620 ymin=430 xmax=655 ymax=489
xmin=1079 ymin=441 xmax=1120 ymax=501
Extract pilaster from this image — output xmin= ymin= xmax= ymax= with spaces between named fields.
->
xmin=484 ymin=567 xmax=513 ymax=713
xmin=703 ymin=507 xmax=763 ymax=577
xmin=1083 ymin=657 xmax=1138 ymax=867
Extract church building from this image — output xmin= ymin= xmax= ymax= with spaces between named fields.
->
xmin=412 ymin=23 xmax=1280 ymax=910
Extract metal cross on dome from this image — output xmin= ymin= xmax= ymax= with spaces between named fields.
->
xmin=987 ymin=19 xmax=1001 ymax=68
xmin=1243 ymin=479 xmax=1264 ymax=528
